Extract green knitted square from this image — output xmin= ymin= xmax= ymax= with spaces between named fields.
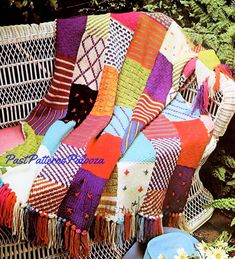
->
xmin=116 ymin=58 xmax=150 ymax=109
xmin=86 ymin=13 xmax=110 ymax=39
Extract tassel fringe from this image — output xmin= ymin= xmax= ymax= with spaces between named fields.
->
xmin=214 ymin=65 xmax=221 ymax=92
xmin=124 ymin=212 xmax=132 ymax=241
xmin=136 ymin=214 xmax=164 ymax=243
xmin=0 ymin=182 xmax=189 ymax=257
xmin=64 ymin=221 xmax=71 ymax=250
xmin=48 ymin=216 xmax=57 ymax=248
xmin=110 ymin=221 xmax=116 ymax=249
xmin=0 ymin=184 xmax=14 ymax=226
xmin=65 ymin=226 xmax=90 ymax=259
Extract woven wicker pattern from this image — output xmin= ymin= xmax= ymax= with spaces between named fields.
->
xmin=0 ymin=227 xmax=134 ymax=259
xmin=0 ymin=22 xmax=55 ymax=128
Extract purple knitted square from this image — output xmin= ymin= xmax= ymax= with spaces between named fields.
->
xmin=145 ymin=52 xmax=173 ymax=103
xmin=56 ymin=16 xmax=87 ymax=59
xmin=58 ymin=168 xmax=107 ymax=230
xmin=162 ymin=165 xmax=194 ymax=213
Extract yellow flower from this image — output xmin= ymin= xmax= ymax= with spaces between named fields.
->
xmin=158 ymin=254 xmax=167 ymax=259
xmin=174 ymin=248 xmax=188 ymax=259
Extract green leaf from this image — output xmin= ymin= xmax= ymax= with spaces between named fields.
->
xmin=216 ymin=231 xmax=231 ymax=243
xmin=227 ymin=179 xmax=235 ymax=186
xmin=207 ymin=198 xmax=235 ymax=210
xmin=143 ymin=4 xmax=156 ymax=12
xmin=206 ymin=198 xmax=235 ymax=210
xmin=231 ymin=217 xmax=235 ymax=226
xmin=213 ymin=167 xmax=226 ymax=181
xmin=49 ymin=0 xmax=58 ymax=9
xmin=224 ymin=155 xmax=235 ymax=169
xmin=14 ymin=1 xmax=24 ymax=9
xmin=22 ymin=0 xmax=28 ymax=7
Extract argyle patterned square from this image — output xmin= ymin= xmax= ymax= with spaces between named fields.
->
xmin=73 ymin=34 xmax=106 ymax=90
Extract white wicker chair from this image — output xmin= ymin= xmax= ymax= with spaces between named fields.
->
xmin=180 ymin=79 xmax=226 ymax=232
xmin=0 ymin=21 xmax=235 ymax=257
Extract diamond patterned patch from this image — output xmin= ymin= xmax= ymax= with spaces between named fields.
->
xmin=72 ymin=33 xmax=106 ymax=91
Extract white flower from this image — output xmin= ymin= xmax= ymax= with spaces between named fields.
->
xmin=197 ymin=241 xmax=209 ymax=255
xmin=206 ymin=247 xmax=229 ymax=259
xmin=174 ymin=248 xmax=189 ymax=259
xmin=214 ymin=240 xmax=228 ymax=249
xmin=158 ymin=254 xmax=167 ymax=259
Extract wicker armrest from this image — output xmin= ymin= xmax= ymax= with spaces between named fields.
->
xmin=213 ymin=82 xmax=235 ymax=139
xmin=0 ymin=22 xmax=56 ymax=128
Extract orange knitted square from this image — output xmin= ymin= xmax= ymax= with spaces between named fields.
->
xmin=82 ymin=133 xmax=121 ymax=179
xmin=127 ymin=14 xmax=167 ymax=70
xmin=91 ymin=66 xmax=118 ymax=117
xmin=173 ymin=119 xmax=210 ymax=168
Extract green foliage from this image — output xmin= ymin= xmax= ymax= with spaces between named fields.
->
xmin=212 ymin=154 xmax=235 ymax=182
xmin=206 ymin=198 xmax=235 ymax=226
xmin=231 ymin=217 xmax=235 ymax=226
xmin=213 ymin=231 xmax=235 ymax=251
xmin=224 ymin=155 xmax=235 ymax=169
xmin=179 ymin=0 xmax=235 ymax=71
xmin=202 ymin=148 xmax=235 ymax=195
xmin=203 ymin=147 xmax=235 ymax=227
xmin=216 ymin=231 xmax=232 ymax=243
xmin=134 ymin=0 xmax=190 ymax=27
xmin=227 ymin=179 xmax=235 ymax=186
xmin=1 ymin=0 xmax=58 ymax=24
xmin=91 ymin=0 xmax=132 ymax=13
xmin=213 ymin=167 xmax=226 ymax=182
xmin=206 ymin=198 xmax=235 ymax=210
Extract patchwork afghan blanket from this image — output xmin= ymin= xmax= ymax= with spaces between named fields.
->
xmin=0 ymin=12 xmax=234 ymax=258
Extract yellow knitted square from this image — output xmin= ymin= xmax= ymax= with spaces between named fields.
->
xmin=198 ymin=49 xmax=220 ymax=71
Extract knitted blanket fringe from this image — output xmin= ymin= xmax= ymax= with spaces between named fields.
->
xmin=10 ymin=201 xmax=192 ymax=257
